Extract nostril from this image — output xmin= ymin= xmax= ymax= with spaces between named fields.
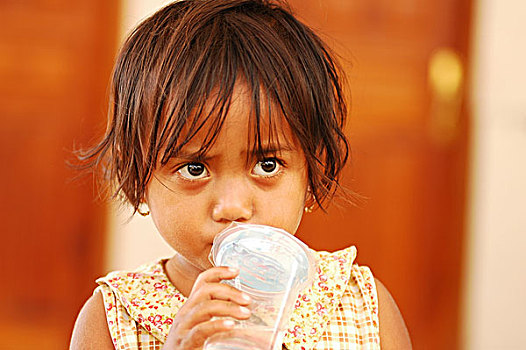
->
xmin=211 ymin=202 xmax=253 ymax=223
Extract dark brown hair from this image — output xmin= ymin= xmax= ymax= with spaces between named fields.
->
xmin=79 ymin=0 xmax=350 ymax=213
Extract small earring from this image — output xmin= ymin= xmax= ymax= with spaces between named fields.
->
xmin=138 ymin=203 xmax=150 ymax=216
xmin=304 ymin=205 xmax=314 ymax=213
xmin=138 ymin=209 xmax=150 ymax=216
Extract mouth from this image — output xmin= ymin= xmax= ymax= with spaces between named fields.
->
xmin=206 ymin=243 xmax=215 ymax=266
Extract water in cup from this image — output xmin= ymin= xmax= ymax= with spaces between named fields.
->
xmin=205 ymin=223 xmax=315 ymax=350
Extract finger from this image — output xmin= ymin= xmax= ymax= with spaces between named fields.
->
xmin=196 ymin=266 xmax=239 ymax=285
xmin=183 ymin=318 xmax=236 ymax=349
xmin=193 ymin=282 xmax=251 ymax=306
xmin=182 ymin=300 xmax=251 ymax=328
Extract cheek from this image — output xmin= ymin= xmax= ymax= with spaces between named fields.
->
xmin=147 ymin=179 xmax=194 ymax=215
xmin=283 ymin=187 xmax=307 ymax=211
xmin=149 ymin=196 xmax=201 ymax=230
xmin=145 ymin=185 xmax=192 ymax=235
xmin=264 ymin=177 xmax=307 ymax=233
xmin=148 ymin=201 xmax=202 ymax=255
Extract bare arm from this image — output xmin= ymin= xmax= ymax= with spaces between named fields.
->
xmin=375 ymin=278 xmax=412 ymax=349
xmin=70 ymin=290 xmax=115 ymax=350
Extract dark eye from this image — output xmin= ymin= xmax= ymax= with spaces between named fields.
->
xmin=177 ymin=163 xmax=209 ymax=180
xmin=261 ymin=159 xmax=277 ymax=172
xmin=253 ymin=159 xmax=280 ymax=176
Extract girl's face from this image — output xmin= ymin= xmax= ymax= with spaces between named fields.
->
xmin=145 ymin=84 xmax=309 ymax=282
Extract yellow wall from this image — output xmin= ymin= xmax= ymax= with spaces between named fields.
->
xmin=462 ymin=0 xmax=526 ymax=348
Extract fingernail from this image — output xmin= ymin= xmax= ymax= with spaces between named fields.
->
xmin=223 ymin=320 xmax=235 ymax=327
xmin=227 ymin=267 xmax=239 ymax=274
xmin=241 ymin=293 xmax=251 ymax=302
xmin=239 ymin=306 xmax=251 ymax=315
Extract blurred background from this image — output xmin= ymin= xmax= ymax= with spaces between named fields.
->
xmin=0 ymin=0 xmax=524 ymax=349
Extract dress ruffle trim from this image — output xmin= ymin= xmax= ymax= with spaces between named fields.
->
xmin=97 ymin=263 xmax=182 ymax=342
xmin=283 ymin=246 xmax=356 ymax=349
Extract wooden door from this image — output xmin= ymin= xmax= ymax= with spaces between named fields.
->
xmin=0 ymin=2 xmax=118 ymax=349
xmin=291 ymin=1 xmax=472 ymax=349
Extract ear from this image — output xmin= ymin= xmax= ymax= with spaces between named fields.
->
xmin=304 ymin=185 xmax=316 ymax=209
xmin=142 ymin=184 xmax=151 ymax=205
xmin=304 ymin=185 xmax=311 ymax=202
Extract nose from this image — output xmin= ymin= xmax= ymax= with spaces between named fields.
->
xmin=211 ymin=177 xmax=253 ymax=223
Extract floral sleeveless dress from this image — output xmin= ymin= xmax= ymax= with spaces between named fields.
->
xmin=96 ymin=246 xmax=380 ymax=349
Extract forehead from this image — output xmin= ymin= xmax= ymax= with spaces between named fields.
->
xmin=171 ymin=81 xmax=298 ymax=156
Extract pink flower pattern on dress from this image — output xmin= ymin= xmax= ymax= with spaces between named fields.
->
xmin=97 ymin=264 xmax=185 ymax=344
xmin=283 ymin=247 xmax=361 ymax=349
xmin=96 ymin=246 xmax=380 ymax=349
xmin=289 ymin=325 xmax=302 ymax=337
xmin=315 ymin=302 xmax=327 ymax=316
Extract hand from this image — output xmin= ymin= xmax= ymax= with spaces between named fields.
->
xmin=162 ymin=266 xmax=252 ymax=350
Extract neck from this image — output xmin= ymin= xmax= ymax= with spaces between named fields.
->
xmin=164 ymin=252 xmax=204 ymax=297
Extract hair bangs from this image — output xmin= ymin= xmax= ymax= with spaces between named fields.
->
xmin=154 ymin=10 xmax=297 ymax=169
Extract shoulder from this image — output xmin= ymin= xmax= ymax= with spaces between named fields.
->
xmin=313 ymin=246 xmax=357 ymax=271
xmin=70 ymin=289 xmax=114 ymax=350
xmin=375 ymin=278 xmax=412 ymax=349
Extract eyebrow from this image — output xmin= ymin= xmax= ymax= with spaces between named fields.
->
xmin=171 ymin=143 xmax=296 ymax=160
xmin=252 ymin=143 xmax=295 ymax=154
xmin=171 ymin=150 xmax=209 ymax=161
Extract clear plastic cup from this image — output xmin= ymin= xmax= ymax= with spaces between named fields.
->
xmin=205 ymin=223 xmax=315 ymax=350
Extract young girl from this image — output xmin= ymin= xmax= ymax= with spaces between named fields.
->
xmin=71 ymin=0 xmax=411 ymax=349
